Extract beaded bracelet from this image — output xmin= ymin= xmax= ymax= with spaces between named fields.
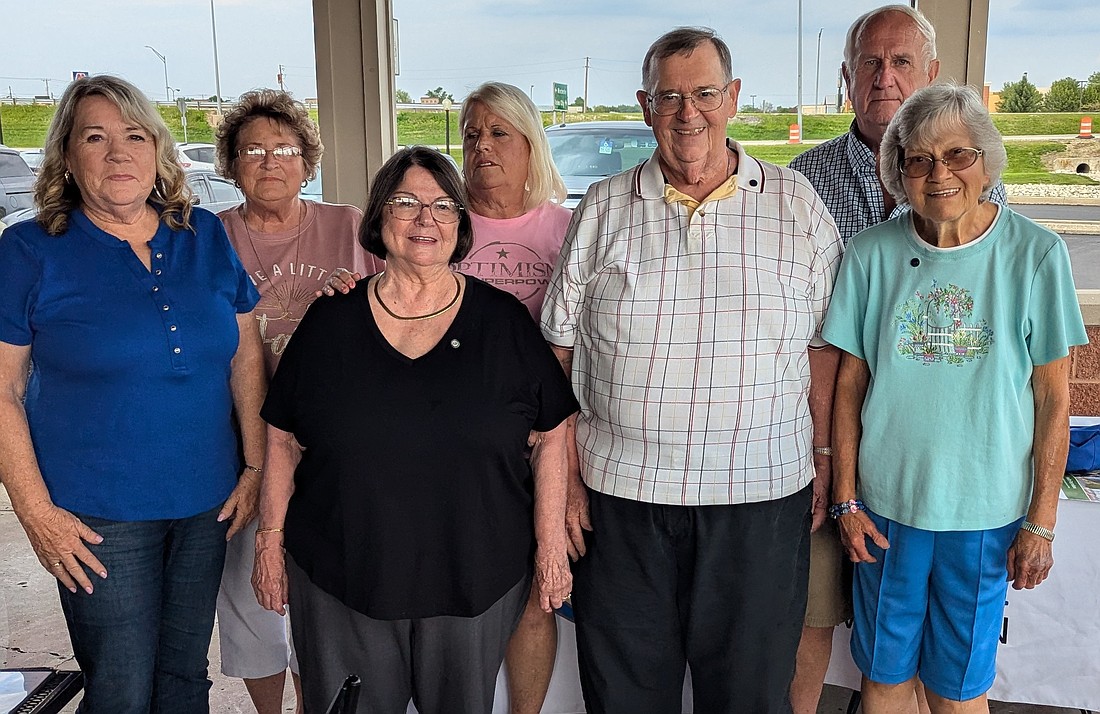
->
xmin=827 ymin=498 xmax=865 ymax=519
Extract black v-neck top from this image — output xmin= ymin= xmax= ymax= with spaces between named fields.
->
xmin=261 ymin=276 xmax=578 ymax=619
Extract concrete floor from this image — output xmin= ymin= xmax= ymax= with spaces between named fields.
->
xmin=0 ymin=486 xmax=1084 ymax=714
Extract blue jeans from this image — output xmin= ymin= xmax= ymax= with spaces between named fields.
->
xmin=58 ymin=505 xmax=229 ymax=714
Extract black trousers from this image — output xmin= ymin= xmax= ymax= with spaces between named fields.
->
xmin=572 ymin=485 xmax=812 ymax=714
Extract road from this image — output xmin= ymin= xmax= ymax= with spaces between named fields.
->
xmin=1013 ymin=203 xmax=1100 ymax=221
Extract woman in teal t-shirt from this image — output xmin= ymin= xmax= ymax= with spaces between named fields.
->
xmin=822 ymin=83 xmax=1087 ymax=712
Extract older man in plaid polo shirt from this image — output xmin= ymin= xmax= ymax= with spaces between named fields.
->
xmin=541 ymin=26 xmax=843 ymax=713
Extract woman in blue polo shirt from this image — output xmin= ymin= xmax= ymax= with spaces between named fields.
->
xmin=0 ymin=75 xmax=265 ymax=714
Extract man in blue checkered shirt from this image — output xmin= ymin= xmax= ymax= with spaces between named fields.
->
xmin=787 ymin=5 xmax=1004 ymax=714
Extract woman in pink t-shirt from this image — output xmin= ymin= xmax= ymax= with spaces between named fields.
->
xmin=458 ymin=81 xmax=577 ymax=713
xmin=213 ymin=89 xmax=382 ymax=714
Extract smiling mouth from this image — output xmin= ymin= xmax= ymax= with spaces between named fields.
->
xmin=927 ymin=188 xmax=960 ymax=197
xmin=673 ymin=127 xmax=706 ymax=136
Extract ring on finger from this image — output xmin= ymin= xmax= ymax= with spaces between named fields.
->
xmin=51 ymin=561 xmax=62 ymax=568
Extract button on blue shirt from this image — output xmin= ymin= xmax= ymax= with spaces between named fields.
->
xmin=0 ymin=207 xmax=260 ymax=520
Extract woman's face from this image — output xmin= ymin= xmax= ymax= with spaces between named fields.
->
xmin=65 ymin=95 xmax=157 ymax=217
xmin=462 ymin=102 xmax=531 ymax=199
xmin=901 ymin=125 xmax=991 ymax=227
xmin=381 ymin=165 xmax=460 ymax=270
xmin=233 ymin=117 xmax=307 ymax=207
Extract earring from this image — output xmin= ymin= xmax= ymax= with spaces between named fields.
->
xmin=64 ymin=170 xmax=73 ymax=184
xmin=524 ymin=180 xmax=530 ymax=192
xmin=301 ymin=179 xmax=309 ymax=189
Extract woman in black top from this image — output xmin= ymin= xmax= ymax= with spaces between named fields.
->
xmin=251 ymin=146 xmax=578 ymax=713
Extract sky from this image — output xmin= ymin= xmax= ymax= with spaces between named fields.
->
xmin=2 ymin=0 xmax=1099 ymax=110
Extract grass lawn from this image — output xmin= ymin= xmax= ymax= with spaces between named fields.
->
xmin=2 ymin=104 xmax=1093 ymax=185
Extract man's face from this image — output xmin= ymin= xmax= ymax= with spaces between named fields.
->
xmin=636 ymin=43 xmax=739 ymax=180
xmin=843 ymin=12 xmax=939 ymax=143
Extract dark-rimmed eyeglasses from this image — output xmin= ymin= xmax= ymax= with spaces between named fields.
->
xmin=899 ymin=147 xmax=983 ymax=178
xmin=646 ymin=87 xmax=728 ymax=115
xmin=385 ymin=196 xmax=463 ymax=224
xmin=237 ymin=145 xmax=302 ymax=162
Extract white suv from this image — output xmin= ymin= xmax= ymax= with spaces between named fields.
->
xmin=176 ymin=143 xmax=217 ymax=172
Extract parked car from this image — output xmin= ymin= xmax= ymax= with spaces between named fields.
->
xmin=0 ymin=170 xmax=243 ymax=224
xmin=300 ymin=167 xmax=323 ymax=202
xmin=185 ymin=169 xmax=244 ymax=213
xmin=20 ymin=149 xmax=45 ymax=173
xmin=0 ymin=146 xmax=36 ymax=220
xmin=176 ymin=142 xmax=217 ymax=171
xmin=545 ymin=121 xmax=657 ymax=208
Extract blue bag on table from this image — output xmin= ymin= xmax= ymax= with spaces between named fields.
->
xmin=1066 ymin=424 xmax=1100 ymax=473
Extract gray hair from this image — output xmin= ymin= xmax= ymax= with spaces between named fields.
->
xmin=843 ymin=5 xmax=937 ymax=72
xmin=641 ymin=27 xmax=733 ymax=95
xmin=879 ymin=83 xmax=1007 ymax=204
xmin=460 ymin=82 xmax=567 ymax=210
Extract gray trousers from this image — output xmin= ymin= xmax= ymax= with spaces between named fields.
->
xmin=287 ymin=556 xmax=528 ymax=714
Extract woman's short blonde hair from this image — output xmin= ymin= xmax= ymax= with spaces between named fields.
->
xmin=460 ymin=82 xmax=566 ymax=211
xmin=35 ymin=74 xmax=192 ymax=236
xmin=216 ymin=89 xmax=323 ymax=184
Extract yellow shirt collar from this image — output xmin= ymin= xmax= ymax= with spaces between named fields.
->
xmin=663 ymin=174 xmax=738 ymax=217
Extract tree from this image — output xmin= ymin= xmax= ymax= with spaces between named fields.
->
xmin=999 ymin=73 xmax=1042 ymax=113
xmin=424 ymin=86 xmax=453 ymax=102
xmin=1044 ymin=77 xmax=1082 ymax=112
xmin=572 ymin=96 xmax=585 ymax=107
xmin=1083 ymin=72 xmax=1100 ymax=111
xmin=395 ymin=88 xmax=411 ymax=104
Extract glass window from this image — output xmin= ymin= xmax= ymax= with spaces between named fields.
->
xmin=0 ymin=154 xmax=34 ymax=179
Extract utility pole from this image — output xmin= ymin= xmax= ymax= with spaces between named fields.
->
xmin=583 ymin=56 xmax=590 ymax=114
xmin=796 ymin=0 xmax=803 ymax=141
xmin=210 ymin=0 xmax=224 ymax=115
xmin=44 ymin=78 xmax=52 ymax=100
xmin=278 ymin=65 xmax=286 ymax=92
xmin=750 ymin=94 xmax=757 ymax=110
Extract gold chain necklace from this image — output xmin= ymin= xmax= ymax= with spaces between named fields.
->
xmin=373 ymin=271 xmax=462 ymax=321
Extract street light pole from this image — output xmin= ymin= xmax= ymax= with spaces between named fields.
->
xmin=210 ymin=0 xmax=224 ymax=115
xmin=815 ymin=28 xmax=823 ymax=113
xmin=442 ymin=98 xmax=453 ymax=156
xmin=145 ymin=45 xmax=170 ymax=102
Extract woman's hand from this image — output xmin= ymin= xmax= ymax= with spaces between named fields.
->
xmin=836 ymin=511 xmax=890 ymax=563
xmin=565 ymin=467 xmax=592 ymax=561
xmin=218 ymin=468 xmax=262 ymax=541
xmin=316 ymin=267 xmax=361 ymax=297
xmin=535 ymin=544 xmax=572 ymax=613
xmin=19 ymin=503 xmax=106 ymax=594
xmin=1006 ymin=530 xmax=1054 ymax=590
xmin=252 ymin=533 xmax=289 ymax=615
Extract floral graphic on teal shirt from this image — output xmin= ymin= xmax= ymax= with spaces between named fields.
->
xmin=894 ymin=281 xmax=993 ymax=365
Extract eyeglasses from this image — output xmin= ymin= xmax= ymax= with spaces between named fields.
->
xmin=237 ymin=145 xmax=303 ymax=162
xmin=899 ymin=147 xmax=984 ymax=178
xmin=385 ymin=196 xmax=463 ymax=224
xmin=647 ymin=87 xmax=728 ymax=115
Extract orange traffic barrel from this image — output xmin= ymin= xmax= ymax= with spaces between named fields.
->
xmin=788 ymin=123 xmax=801 ymax=144
xmin=1080 ymin=117 xmax=1093 ymax=139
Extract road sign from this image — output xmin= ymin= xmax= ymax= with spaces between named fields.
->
xmin=553 ymin=83 xmax=568 ymax=112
